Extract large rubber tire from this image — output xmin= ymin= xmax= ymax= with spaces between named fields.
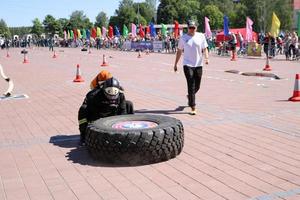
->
xmin=85 ymin=114 xmax=184 ymax=165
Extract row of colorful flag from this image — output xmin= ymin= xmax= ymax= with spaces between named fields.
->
xmin=63 ymin=13 xmax=281 ymax=41
xmin=63 ymin=21 xmax=180 ymax=40
xmin=211 ymin=12 xmax=280 ymax=42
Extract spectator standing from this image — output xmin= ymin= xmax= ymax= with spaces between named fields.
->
xmin=174 ymin=20 xmax=209 ymax=115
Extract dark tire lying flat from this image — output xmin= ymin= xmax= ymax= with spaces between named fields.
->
xmin=85 ymin=114 xmax=184 ymax=165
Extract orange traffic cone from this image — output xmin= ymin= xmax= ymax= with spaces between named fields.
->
xmin=23 ymin=53 xmax=29 ymax=64
xmin=137 ymin=50 xmax=142 ymax=58
xmin=52 ymin=51 xmax=57 ymax=58
xmin=289 ymin=74 xmax=300 ymax=102
xmin=230 ymin=50 xmax=237 ymax=61
xmin=101 ymin=54 xmax=109 ymax=66
xmin=73 ymin=64 xmax=84 ymax=82
xmin=263 ymin=56 xmax=272 ymax=71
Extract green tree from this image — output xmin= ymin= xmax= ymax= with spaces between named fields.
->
xmin=157 ymin=0 xmax=178 ymax=24
xmin=43 ymin=15 xmax=61 ymax=36
xmin=177 ymin=0 xmax=201 ymax=23
xmin=242 ymin=0 xmax=292 ymax=32
xmin=57 ymin=18 xmax=70 ymax=37
xmin=0 ymin=19 xmax=11 ymax=38
xmin=31 ymin=18 xmax=43 ymax=37
xmin=109 ymin=16 xmax=120 ymax=27
xmin=199 ymin=5 xmax=223 ymax=30
xmin=9 ymin=27 xmax=31 ymax=38
xmin=69 ymin=10 xmax=92 ymax=29
xmin=134 ymin=2 xmax=155 ymax=23
xmin=272 ymin=0 xmax=292 ymax=31
xmin=145 ymin=0 xmax=157 ymax=22
xmin=95 ymin=11 xmax=108 ymax=28
xmin=228 ymin=3 xmax=248 ymax=28
xmin=58 ymin=18 xmax=70 ymax=30
xmin=114 ymin=0 xmax=137 ymax=27
xmin=157 ymin=0 xmax=200 ymax=24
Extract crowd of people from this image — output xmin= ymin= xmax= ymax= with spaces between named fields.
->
xmin=215 ymin=30 xmax=299 ymax=61
xmin=0 ymin=29 xmax=299 ymax=60
xmin=0 ymin=31 xmax=180 ymax=54
xmin=260 ymin=31 xmax=299 ymax=60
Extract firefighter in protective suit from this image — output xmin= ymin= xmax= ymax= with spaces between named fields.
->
xmin=78 ymin=77 xmax=133 ymax=145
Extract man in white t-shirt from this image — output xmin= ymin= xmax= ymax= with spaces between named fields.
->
xmin=174 ymin=20 xmax=209 ymax=115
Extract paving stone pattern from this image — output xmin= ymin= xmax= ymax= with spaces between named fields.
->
xmin=0 ymin=48 xmax=299 ymax=200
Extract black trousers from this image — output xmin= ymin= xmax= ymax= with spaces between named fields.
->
xmin=183 ymin=65 xmax=203 ymax=107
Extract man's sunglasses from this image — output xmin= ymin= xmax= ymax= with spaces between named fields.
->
xmin=188 ymin=27 xmax=196 ymax=30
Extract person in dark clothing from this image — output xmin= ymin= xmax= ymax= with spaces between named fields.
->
xmin=263 ymin=32 xmax=275 ymax=58
xmin=78 ymin=77 xmax=133 ymax=145
xmin=48 ymin=37 xmax=54 ymax=51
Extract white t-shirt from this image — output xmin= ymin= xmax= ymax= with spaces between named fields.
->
xmin=178 ymin=32 xmax=208 ymax=67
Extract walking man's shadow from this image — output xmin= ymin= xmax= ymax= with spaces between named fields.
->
xmin=135 ymin=106 xmax=189 ymax=115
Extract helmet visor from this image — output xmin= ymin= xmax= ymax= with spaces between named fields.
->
xmin=104 ymin=87 xmax=120 ymax=99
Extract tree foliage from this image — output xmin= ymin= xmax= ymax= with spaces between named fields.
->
xmin=9 ymin=26 xmax=31 ymax=38
xmin=4 ymin=0 xmax=295 ymax=39
xmin=0 ymin=19 xmax=11 ymax=37
xmin=199 ymin=5 xmax=223 ymax=30
xmin=145 ymin=0 xmax=157 ymax=22
xmin=157 ymin=0 xmax=293 ymax=32
xmin=69 ymin=10 xmax=92 ymax=29
xmin=157 ymin=0 xmax=178 ymax=24
xmin=113 ymin=0 xmax=138 ymax=27
xmin=43 ymin=15 xmax=61 ymax=36
xmin=31 ymin=18 xmax=43 ymax=37
xmin=95 ymin=11 xmax=108 ymax=28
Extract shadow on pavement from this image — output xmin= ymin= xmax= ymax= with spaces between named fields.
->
xmin=50 ymin=135 xmax=152 ymax=167
xmin=276 ymin=100 xmax=290 ymax=102
xmin=49 ymin=135 xmax=80 ymax=148
xmin=65 ymin=147 xmax=146 ymax=167
xmin=135 ymin=106 xmax=189 ymax=115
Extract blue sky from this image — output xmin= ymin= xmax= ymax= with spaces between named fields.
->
xmin=1 ymin=0 xmax=145 ymax=27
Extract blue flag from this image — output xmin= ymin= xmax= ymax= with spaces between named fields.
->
xmin=223 ymin=15 xmax=229 ymax=36
xmin=114 ymin=26 xmax=121 ymax=37
xmin=150 ymin=22 xmax=156 ymax=37
xmin=86 ymin=29 xmax=91 ymax=39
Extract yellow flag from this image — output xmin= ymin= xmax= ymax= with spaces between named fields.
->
xmin=77 ymin=29 xmax=82 ymax=39
xmin=96 ymin=27 xmax=102 ymax=37
xmin=270 ymin=12 xmax=280 ymax=37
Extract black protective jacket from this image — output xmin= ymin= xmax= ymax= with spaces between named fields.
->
xmin=81 ymin=88 xmax=126 ymax=121
xmin=78 ymin=87 xmax=126 ymax=141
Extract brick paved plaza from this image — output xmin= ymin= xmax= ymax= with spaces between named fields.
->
xmin=0 ymin=47 xmax=299 ymax=200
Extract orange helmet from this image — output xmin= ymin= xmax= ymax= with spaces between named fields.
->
xmin=97 ymin=70 xmax=112 ymax=81
xmin=90 ymin=70 xmax=112 ymax=89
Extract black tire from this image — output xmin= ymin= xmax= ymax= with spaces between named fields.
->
xmin=85 ymin=114 xmax=184 ymax=165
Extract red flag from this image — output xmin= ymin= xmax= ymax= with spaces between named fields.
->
xmin=91 ymin=27 xmax=97 ymax=39
xmin=73 ymin=28 xmax=77 ymax=39
xmin=146 ymin=25 xmax=150 ymax=35
xmin=174 ymin=20 xmax=179 ymax=38
xmin=108 ymin=26 xmax=114 ymax=38
xmin=139 ymin=24 xmax=145 ymax=38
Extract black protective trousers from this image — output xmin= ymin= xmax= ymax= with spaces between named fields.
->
xmin=183 ymin=65 xmax=203 ymax=108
